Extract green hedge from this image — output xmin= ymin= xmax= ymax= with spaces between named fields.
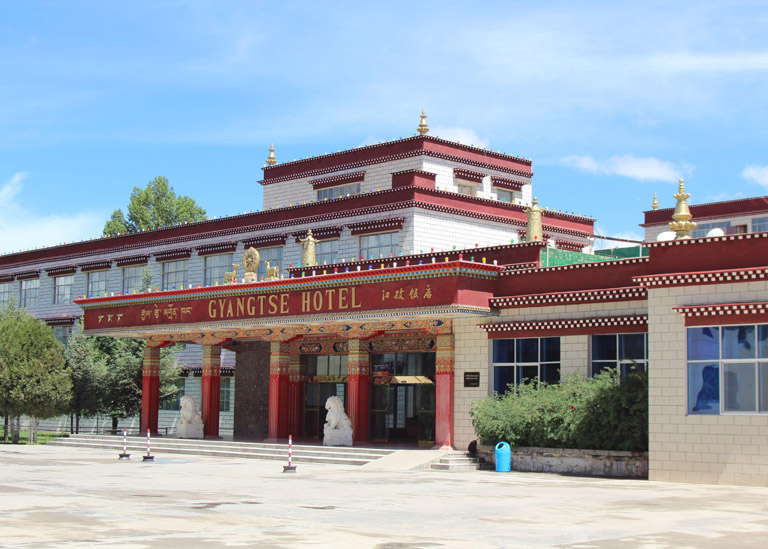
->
xmin=470 ymin=371 xmax=648 ymax=452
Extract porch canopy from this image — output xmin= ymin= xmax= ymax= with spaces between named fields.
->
xmin=73 ymin=260 xmax=501 ymax=447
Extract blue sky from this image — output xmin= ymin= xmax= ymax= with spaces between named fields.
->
xmin=2 ymin=1 xmax=768 ymax=254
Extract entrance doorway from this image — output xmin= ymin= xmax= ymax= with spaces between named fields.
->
xmin=370 ymin=352 xmax=436 ymax=445
xmin=302 ymin=354 xmax=348 ymax=439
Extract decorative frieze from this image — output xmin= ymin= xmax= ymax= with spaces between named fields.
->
xmin=45 ymin=265 xmax=77 ymax=276
xmin=635 ymin=266 xmax=768 ymax=288
xmin=154 ymin=248 xmax=191 ymax=262
xmin=454 ymin=167 xmax=487 ymax=183
xmin=115 ymin=254 xmax=149 ymax=267
xmin=347 ymin=217 xmax=405 ymax=236
xmin=491 ymin=176 xmax=526 ymax=191
xmin=490 ymin=286 xmax=647 ymax=309
xmin=479 ymin=315 xmax=648 ymax=338
xmin=674 ymin=302 xmax=768 ymax=326
xmin=310 ymin=170 xmax=366 ymax=190
xmin=195 ymin=241 xmax=237 ymax=256
xmin=291 ymin=226 xmax=344 ymax=243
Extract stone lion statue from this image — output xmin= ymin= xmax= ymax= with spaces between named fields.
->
xmin=177 ymin=395 xmax=204 ymax=439
xmin=323 ymin=395 xmax=353 ymax=446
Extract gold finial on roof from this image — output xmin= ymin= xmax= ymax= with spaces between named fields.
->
xmin=266 ymin=143 xmax=277 ymax=166
xmin=525 ymin=197 xmax=544 ymax=242
xmin=651 ymin=193 xmax=659 ymax=210
xmin=668 ymin=178 xmax=697 ymax=239
xmin=417 ymin=109 xmax=429 ymax=135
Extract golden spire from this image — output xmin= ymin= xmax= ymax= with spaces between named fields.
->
xmin=525 ymin=197 xmax=544 ymax=242
xmin=668 ymin=178 xmax=697 ymax=239
xmin=417 ymin=109 xmax=429 ymax=135
xmin=651 ymin=193 xmax=659 ymax=210
xmin=266 ymin=143 xmax=277 ymax=166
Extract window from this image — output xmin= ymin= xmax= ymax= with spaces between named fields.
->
xmin=53 ymin=326 xmax=72 ymax=345
xmin=315 ymin=239 xmax=339 ymax=265
xmin=360 ymin=232 xmax=399 ymax=259
xmin=496 ymin=189 xmax=515 ymax=203
xmin=87 ymin=270 xmax=108 ymax=297
xmin=591 ymin=333 xmax=648 ymax=377
xmin=21 ymin=279 xmax=39 ymax=308
xmin=687 ymin=324 xmax=768 ymax=414
xmin=692 ymin=221 xmax=730 ymax=238
xmin=161 ymin=260 xmax=187 ymax=290
xmin=162 ymin=379 xmax=186 ymax=411
xmin=492 ymin=337 xmax=561 ymax=395
xmin=257 ymin=246 xmax=283 ymax=280
xmin=122 ymin=265 xmax=145 ymax=294
xmin=753 ymin=216 xmax=768 ymax=233
xmin=204 ymin=253 xmax=234 ymax=286
xmin=220 ymin=378 xmax=232 ymax=412
xmin=457 ymin=183 xmax=475 ymax=196
xmin=0 ymin=282 xmax=13 ymax=308
xmin=53 ymin=275 xmax=74 ymax=305
xmin=317 ymin=182 xmax=361 ymax=201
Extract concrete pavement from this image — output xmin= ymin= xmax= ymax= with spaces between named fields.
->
xmin=1 ymin=444 xmax=768 ymax=548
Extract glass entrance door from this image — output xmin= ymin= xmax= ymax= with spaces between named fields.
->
xmin=369 ymin=352 xmax=436 ymax=445
xmin=302 ymin=355 xmax=348 ymax=439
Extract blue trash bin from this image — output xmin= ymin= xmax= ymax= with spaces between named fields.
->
xmin=495 ymin=441 xmax=511 ymax=472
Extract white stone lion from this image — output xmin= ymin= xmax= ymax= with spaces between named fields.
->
xmin=177 ymin=395 xmax=204 ymax=439
xmin=323 ymin=396 xmax=353 ymax=446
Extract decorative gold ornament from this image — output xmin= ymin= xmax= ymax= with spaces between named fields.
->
xmin=525 ymin=197 xmax=543 ymax=242
xmin=266 ymin=143 xmax=277 ymax=166
xmin=265 ymin=260 xmax=279 ymax=280
xmin=651 ymin=193 xmax=659 ymax=210
xmin=242 ymin=247 xmax=261 ymax=280
xmin=668 ymin=179 xmax=697 ymax=239
xmin=300 ymin=230 xmax=318 ymax=266
xmin=224 ymin=264 xmax=239 ymax=284
xmin=417 ymin=109 xmax=429 ymax=135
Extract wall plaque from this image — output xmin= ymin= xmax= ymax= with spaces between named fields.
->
xmin=464 ymin=371 xmax=480 ymax=388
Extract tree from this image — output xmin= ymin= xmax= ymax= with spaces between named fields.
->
xmin=103 ymin=176 xmax=206 ymax=235
xmin=0 ymin=304 xmax=71 ymax=443
xmin=92 ymin=337 xmax=180 ymax=431
xmin=64 ymin=323 xmax=108 ymax=433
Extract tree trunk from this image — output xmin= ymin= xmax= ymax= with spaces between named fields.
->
xmin=11 ymin=416 xmax=20 ymax=444
xmin=29 ymin=415 xmax=37 ymax=444
xmin=112 ymin=416 xmax=118 ymax=432
xmin=70 ymin=413 xmax=74 ymax=434
xmin=75 ymin=413 xmax=80 ymax=434
xmin=3 ymin=414 xmax=7 ymax=442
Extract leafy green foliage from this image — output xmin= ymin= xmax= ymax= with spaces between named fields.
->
xmin=0 ymin=304 xmax=71 ymax=420
xmin=103 ymin=176 xmax=206 ymax=235
xmin=65 ymin=323 xmax=108 ymax=424
xmin=471 ymin=372 xmax=648 ymax=452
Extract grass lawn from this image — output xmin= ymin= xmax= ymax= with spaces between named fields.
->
xmin=1 ymin=431 xmax=69 ymax=445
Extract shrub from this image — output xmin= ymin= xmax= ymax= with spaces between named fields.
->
xmin=470 ymin=371 xmax=648 ymax=452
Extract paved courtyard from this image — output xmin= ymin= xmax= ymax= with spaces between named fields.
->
xmin=2 ymin=445 xmax=768 ymax=548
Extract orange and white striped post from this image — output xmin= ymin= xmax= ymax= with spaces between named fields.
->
xmin=282 ymin=434 xmax=296 ymax=473
xmin=142 ymin=428 xmax=154 ymax=462
xmin=118 ymin=427 xmax=130 ymax=460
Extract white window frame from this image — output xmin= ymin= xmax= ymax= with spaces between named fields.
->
xmin=0 ymin=281 xmax=14 ymax=308
xmin=317 ymin=182 xmax=361 ymax=201
xmin=53 ymin=274 xmax=74 ymax=305
xmin=315 ymin=239 xmax=339 ymax=265
xmin=121 ymin=265 xmax=145 ymax=294
xmin=87 ymin=270 xmax=108 ymax=297
xmin=21 ymin=278 xmax=40 ymax=308
xmin=359 ymin=231 xmax=400 ymax=260
xmin=257 ymin=246 xmax=284 ymax=280
xmin=161 ymin=260 xmax=188 ymax=290
xmin=204 ymin=253 xmax=234 ymax=286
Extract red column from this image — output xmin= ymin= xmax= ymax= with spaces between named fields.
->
xmin=140 ymin=346 xmax=160 ymax=436
xmin=286 ymin=354 xmax=302 ymax=438
xmin=267 ymin=341 xmax=290 ymax=441
xmin=201 ymin=345 xmax=222 ymax=439
xmin=347 ymin=339 xmax=370 ymax=445
xmin=434 ymin=334 xmax=455 ymax=450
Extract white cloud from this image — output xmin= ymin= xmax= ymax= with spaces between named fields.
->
xmin=562 ymin=154 xmax=689 ymax=183
xmin=430 ymin=127 xmax=489 ymax=148
xmin=0 ymin=173 xmax=107 ymax=255
xmin=741 ymin=165 xmax=768 ymax=187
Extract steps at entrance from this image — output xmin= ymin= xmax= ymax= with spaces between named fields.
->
xmin=430 ymin=452 xmax=490 ymax=471
xmin=47 ymin=434 xmax=394 ymax=466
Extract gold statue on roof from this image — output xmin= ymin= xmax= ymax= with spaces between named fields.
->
xmin=668 ymin=179 xmax=697 ymax=239
xmin=417 ymin=109 xmax=429 ymax=135
xmin=651 ymin=193 xmax=659 ymax=210
xmin=524 ymin=197 xmax=543 ymax=242
xmin=242 ymin=247 xmax=261 ymax=281
xmin=300 ymin=230 xmax=318 ymax=266
xmin=266 ymin=143 xmax=277 ymax=166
